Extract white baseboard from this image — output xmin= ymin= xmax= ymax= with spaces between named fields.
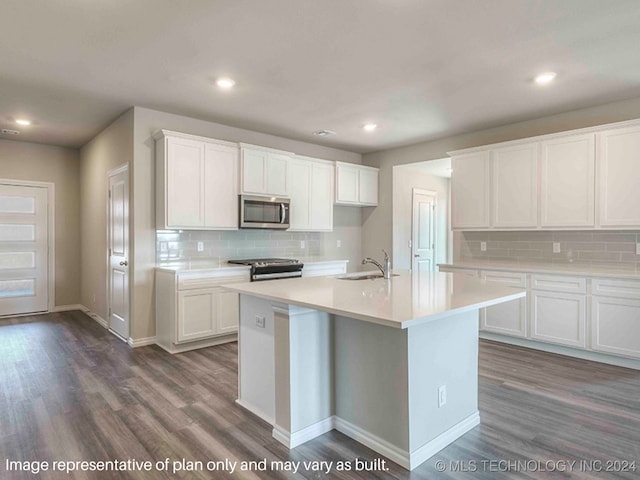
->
xmin=408 ymin=411 xmax=480 ymax=469
xmin=78 ymin=306 xmax=108 ymax=329
xmin=128 ymin=336 xmax=157 ymax=348
xmin=235 ymin=399 xmax=275 ymax=426
xmin=52 ymin=304 xmax=87 ymax=312
xmin=272 ymin=417 xmax=335 ymax=449
xmin=333 ymin=416 xmax=410 ymax=468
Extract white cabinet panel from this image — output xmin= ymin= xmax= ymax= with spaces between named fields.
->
xmin=242 ymin=149 xmax=268 ymax=194
xmin=178 ymin=288 xmax=217 ymax=342
xmin=599 ymin=126 xmax=640 ymax=227
xmin=288 ymin=159 xmax=312 ymax=230
xmin=530 ymin=274 xmax=586 ymax=294
xmin=540 ymin=134 xmax=595 ymax=227
xmin=302 ymin=261 xmax=347 ymax=277
xmin=218 ymin=290 xmax=240 ymax=334
xmin=591 ymin=296 xmax=640 ymax=358
xmin=492 ymin=143 xmax=538 ymax=228
xmin=592 ymin=278 xmax=640 ymax=299
xmin=166 ymin=137 xmax=205 ymax=227
xmin=480 ymin=271 xmax=527 ymax=337
xmin=267 ymin=154 xmax=289 ymax=196
xmin=204 ymin=143 xmax=239 ymax=229
xmin=335 ymin=162 xmax=379 ymax=206
xmin=530 ymin=290 xmax=586 ymax=348
xmin=451 ymin=152 xmax=490 ymax=229
xmin=310 ymin=162 xmax=334 ymax=231
xmin=289 ymin=157 xmax=334 ymax=231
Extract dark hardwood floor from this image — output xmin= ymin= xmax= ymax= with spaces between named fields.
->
xmin=1 ymin=311 xmax=639 ymax=479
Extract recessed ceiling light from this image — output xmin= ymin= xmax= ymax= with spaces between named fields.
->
xmin=15 ymin=119 xmax=31 ymax=126
xmin=216 ymin=77 xmax=235 ymax=89
xmin=363 ymin=123 xmax=377 ymax=132
xmin=534 ymin=72 xmax=557 ymax=85
xmin=312 ymin=129 xmax=336 ymax=137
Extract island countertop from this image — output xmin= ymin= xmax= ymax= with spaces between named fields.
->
xmin=224 ymin=270 xmax=525 ymax=328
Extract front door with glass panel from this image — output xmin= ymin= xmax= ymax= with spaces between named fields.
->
xmin=0 ymin=184 xmax=48 ymax=316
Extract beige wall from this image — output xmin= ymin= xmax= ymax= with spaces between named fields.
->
xmin=131 ymin=106 xmax=362 ymax=341
xmin=392 ymin=166 xmax=449 ymax=270
xmin=0 ymin=139 xmax=80 ymax=306
xmin=363 ymin=95 xmax=640 ymax=262
xmin=79 ymin=109 xmax=134 ymax=323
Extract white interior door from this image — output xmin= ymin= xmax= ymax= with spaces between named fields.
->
xmin=108 ymin=167 xmax=130 ymax=340
xmin=412 ymin=190 xmax=436 ymax=272
xmin=0 ymin=184 xmax=48 ymax=316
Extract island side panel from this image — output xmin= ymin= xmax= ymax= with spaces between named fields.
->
xmin=238 ymin=294 xmax=276 ymax=423
xmin=407 ymin=310 xmax=480 ymax=462
xmin=273 ymin=305 xmax=334 ymax=446
xmin=334 ymin=315 xmax=410 ymax=453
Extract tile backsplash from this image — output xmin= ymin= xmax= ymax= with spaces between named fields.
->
xmin=458 ymin=231 xmax=640 ymax=270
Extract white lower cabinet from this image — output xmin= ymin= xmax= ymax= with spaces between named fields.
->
xmin=530 ymin=290 xmax=586 ymax=348
xmin=156 ymin=268 xmax=249 ymax=353
xmin=480 ymin=271 xmax=527 ymax=338
xmin=591 ymin=296 xmax=640 ymax=358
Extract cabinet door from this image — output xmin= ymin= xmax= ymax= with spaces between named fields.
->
xmin=218 ymin=290 xmax=239 ymax=334
xmin=167 ymin=137 xmax=205 ymax=227
xmin=177 ymin=288 xmax=217 ymax=342
xmin=451 ymin=152 xmax=490 ymax=229
xmin=288 ymin=159 xmax=312 ymax=230
xmin=530 ymin=290 xmax=586 ymax=348
xmin=359 ymin=168 xmax=378 ymax=205
xmin=336 ymin=163 xmax=359 ymax=204
xmin=540 ymin=134 xmax=595 ymax=227
xmin=204 ymin=143 xmax=239 ymax=229
xmin=310 ymin=162 xmax=334 ymax=230
xmin=591 ymin=296 xmax=640 ymax=358
xmin=266 ymin=153 xmax=289 ymax=196
xmin=599 ymin=126 xmax=640 ymax=227
xmin=242 ymin=149 xmax=267 ymax=194
xmin=492 ymin=143 xmax=538 ymax=228
xmin=480 ymin=271 xmax=527 ymax=337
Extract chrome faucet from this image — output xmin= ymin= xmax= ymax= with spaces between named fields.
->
xmin=362 ymin=249 xmax=392 ymax=279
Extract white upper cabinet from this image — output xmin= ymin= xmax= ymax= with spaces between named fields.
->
xmin=335 ymin=162 xmax=379 ymax=206
xmin=540 ymin=134 xmax=595 ymax=228
xmin=240 ymin=145 xmax=291 ymax=196
xmin=289 ymin=156 xmax=334 ymax=231
xmin=492 ymin=142 xmax=538 ymax=228
xmin=598 ymin=126 xmax=640 ymax=227
xmin=155 ymin=130 xmax=239 ymax=230
xmin=451 ymin=151 xmax=490 ymax=229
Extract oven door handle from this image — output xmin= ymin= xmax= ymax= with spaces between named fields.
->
xmin=280 ymin=203 xmax=286 ymax=224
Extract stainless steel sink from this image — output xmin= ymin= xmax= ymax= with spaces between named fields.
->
xmin=337 ymin=273 xmax=399 ymax=280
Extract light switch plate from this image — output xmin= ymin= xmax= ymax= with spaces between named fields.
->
xmin=255 ymin=316 xmax=265 ymax=328
xmin=197 ymin=241 xmax=204 ymax=252
xmin=480 ymin=241 xmax=487 ymax=252
xmin=300 ymin=240 xmax=305 ymax=249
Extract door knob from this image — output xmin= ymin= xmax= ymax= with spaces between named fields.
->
xmin=119 ymin=260 xmax=128 ymax=266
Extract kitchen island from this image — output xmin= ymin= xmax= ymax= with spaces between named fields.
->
xmin=224 ymin=270 xmax=525 ymax=470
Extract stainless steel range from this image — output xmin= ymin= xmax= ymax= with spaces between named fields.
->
xmin=227 ymin=258 xmax=304 ymax=281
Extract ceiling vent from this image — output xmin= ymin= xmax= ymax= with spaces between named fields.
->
xmin=312 ymin=129 xmax=336 ymax=137
xmin=1 ymin=129 xmax=20 ymax=135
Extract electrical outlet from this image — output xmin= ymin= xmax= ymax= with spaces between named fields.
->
xmin=197 ymin=241 xmax=204 ymax=252
xmin=300 ymin=240 xmax=305 ymax=249
xmin=337 ymin=240 xmax=341 ymax=248
xmin=255 ymin=315 xmax=265 ymax=328
xmin=636 ymin=243 xmax=640 ymax=255
xmin=553 ymin=242 xmax=561 ymax=253
xmin=480 ymin=241 xmax=487 ymax=252
xmin=438 ymin=385 xmax=447 ymax=408
xmin=92 ymin=293 xmax=96 ymax=304
xmin=160 ymin=241 xmax=168 ymax=252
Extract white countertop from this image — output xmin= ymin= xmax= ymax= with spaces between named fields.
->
xmin=439 ymin=261 xmax=640 ymax=279
xmin=224 ymin=270 xmax=525 ymax=329
xmin=156 ymin=258 xmax=349 ymax=273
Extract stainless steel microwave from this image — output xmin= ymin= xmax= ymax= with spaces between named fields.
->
xmin=239 ymin=195 xmax=290 ymax=229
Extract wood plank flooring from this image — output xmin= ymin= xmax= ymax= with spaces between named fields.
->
xmin=1 ymin=311 xmax=639 ymax=479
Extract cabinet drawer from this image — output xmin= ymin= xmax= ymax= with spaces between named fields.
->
xmin=592 ymin=278 xmax=640 ymax=299
xmin=481 ymin=271 xmax=527 ymax=288
xmin=530 ymin=274 xmax=586 ymax=294
xmin=178 ymin=273 xmax=250 ymax=290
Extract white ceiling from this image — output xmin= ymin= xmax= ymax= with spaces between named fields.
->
xmin=1 ymin=0 xmax=640 ymax=152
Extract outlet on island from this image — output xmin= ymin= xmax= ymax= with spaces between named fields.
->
xmin=438 ymin=385 xmax=447 ymax=408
